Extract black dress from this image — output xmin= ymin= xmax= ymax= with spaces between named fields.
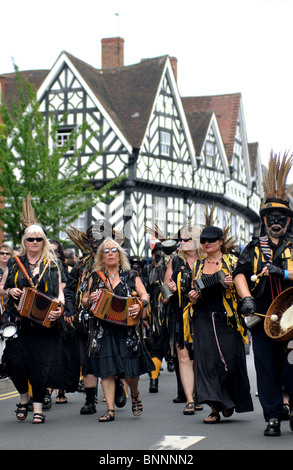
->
xmin=193 ymin=274 xmax=253 ymax=413
xmin=2 ymin=256 xmax=69 ymax=402
xmin=88 ymin=270 xmax=155 ymax=379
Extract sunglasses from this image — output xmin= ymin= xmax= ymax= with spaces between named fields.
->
xmin=0 ymin=252 xmax=11 ymax=256
xmin=200 ymin=238 xmax=220 ymax=244
xmin=26 ymin=237 xmax=44 ymax=243
xmin=103 ymin=247 xmax=118 ymax=253
xmin=180 ymin=238 xmax=192 ymax=242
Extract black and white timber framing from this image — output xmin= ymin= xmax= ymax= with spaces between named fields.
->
xmin=2 ymin=42 xmax=263 ymax=257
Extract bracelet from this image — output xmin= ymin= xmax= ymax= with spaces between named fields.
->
xmin=284 ymin=270 xmax=289 ymax=280
xmin=142 ymin=299 xmax=148 ymax=309
xmin=242 ymin=296 xmax=254 ymax=301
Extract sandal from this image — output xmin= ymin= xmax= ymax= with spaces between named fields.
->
xmin=32 ymin=413 xmax=46 ymax=424
xmin=131 ymin=393 xmax=143 ymax=416
xmin=203 ymin=412 xmax=221 ymax=424
xmin=98 ymin=409 xmax=115 ymax=422
xmin=15 ymin=402 xmax=30 ymax=421
xmin=56 ymin=389 xmax=68 ymax=404
xmin=183 ymin=402 xmax=195 ymax=415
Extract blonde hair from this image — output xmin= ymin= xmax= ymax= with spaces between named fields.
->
xmin=0 ymin=244 xmax=13 ymax=256
xmin=93 ymin=238 xmax=131 ymax=272
xmin=178 ymin=225 xmax=205 ymax=261
xmin=20 ymin=224 xmax=57 ymax=265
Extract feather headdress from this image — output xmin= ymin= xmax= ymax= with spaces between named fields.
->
xmin=66 ymin=219 xmax=125 ymax=255
xmin=20 ymin=193 xmax=39 ymax=229
xmin=65 ymin=226 xmax=92 ymax=255
xmin=18 ymin=193 xmax=44 ymax=240
xmin=260 ymin=150 xmax=293 ymax=216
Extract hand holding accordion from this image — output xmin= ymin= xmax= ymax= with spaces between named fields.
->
xmin=90 ymin=289 xmax=142 ymax=326
xmin=16 ymin=287 xmax=63 ymax=328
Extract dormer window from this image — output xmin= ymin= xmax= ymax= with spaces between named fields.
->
xmin=205 ymin=141 xmax=215 ymax=167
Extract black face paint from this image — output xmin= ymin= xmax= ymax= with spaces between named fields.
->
xmin=266 ymin=211 xmax=288 ymax=228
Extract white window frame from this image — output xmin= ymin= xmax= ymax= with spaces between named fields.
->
xmin=160 ymin=130 xmax=171 ymax=157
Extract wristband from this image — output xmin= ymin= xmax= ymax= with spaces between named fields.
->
xmin=284 ymin=270 xmax=289 ymax=280
xmin=142 ymin=299 xmax=148 ymax=309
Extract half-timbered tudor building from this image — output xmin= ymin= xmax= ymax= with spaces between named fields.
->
xmin=0 ymin=37 xmax=262 ymax=256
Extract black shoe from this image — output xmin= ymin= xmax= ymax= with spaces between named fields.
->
xmin=43 ymin=390 xmax=52 ymax=410
xmin=149 ymin=378 xmax=158 ymax=393
xmin=114 ymin=378 xmax=127 ymax=408
xmin=173 ymin=395 xmax=186 ymax=403
xmin=80 ymin=402 xmax=96 ymax=414
xmin=167 ymin=360 xmax=175 ymax=373
xmin=264 ymin=418 xmax=281 ymax=436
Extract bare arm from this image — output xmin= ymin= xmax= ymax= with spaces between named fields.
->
xmin=233 ymin=273 xmax=253 ymax=299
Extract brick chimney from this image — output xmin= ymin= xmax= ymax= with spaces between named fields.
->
xmin=101 ymin=37 xmax=124 ymax=69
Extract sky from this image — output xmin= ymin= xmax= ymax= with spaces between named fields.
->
xmin=2 ymin=0 xmax=293 ymax=180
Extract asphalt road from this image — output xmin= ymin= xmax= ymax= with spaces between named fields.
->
xmin=0 ymin=345 xmax=292 ymax=457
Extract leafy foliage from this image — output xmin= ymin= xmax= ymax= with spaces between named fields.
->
xmin=0 ymin=64 xmax=125 ymax=246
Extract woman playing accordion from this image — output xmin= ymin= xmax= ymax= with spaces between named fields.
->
xmin=82 ymin=237 xmax=154 ymax=422
xmin=0 ymin=221 xmax=64 ymax=424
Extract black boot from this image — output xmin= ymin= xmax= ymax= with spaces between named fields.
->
xmin=264 ymin=418 xmax=281 ymax=436
xmin=115 ymin=378 xmax=127 ymax=408
xmin=149 ymin=378 xmax=158 ymax=393
xmin=80 ymin=388 xmax=96 ymax=414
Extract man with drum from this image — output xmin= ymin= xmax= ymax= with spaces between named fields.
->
xmin=233 ymin=151 xmax=293 ymax=436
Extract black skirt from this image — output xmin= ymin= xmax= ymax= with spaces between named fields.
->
xmin=3 ymin=318 xmax=64 ymax=391
xmin=193 ymin=307 xmax=253 ymax=413
xmin=89 ymin=320 xmax=155 ymax=379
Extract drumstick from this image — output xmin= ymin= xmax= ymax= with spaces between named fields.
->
xmin=250 ymin=271 xmax=265 ymax=282
xmin=253 ymin=312 xmax=278 ymax=322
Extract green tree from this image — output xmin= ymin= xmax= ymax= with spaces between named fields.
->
xmin=0 ymin=65 xmax=125 ymax=246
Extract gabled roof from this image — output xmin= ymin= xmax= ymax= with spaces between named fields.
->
xmin=100 ymin=56 xmax=168 ymax=148
xmin=182 ymin=93 xmax=241 ymax=163
xmin=46 ymin=52 xmax=168 ymax=149
xmin=1 ymin=54 xmax=168 ymax=150
xmin=183 ymin=110 xmax=213 ymax=154
xmin=1 ymin=70 xmax=49 ymax=114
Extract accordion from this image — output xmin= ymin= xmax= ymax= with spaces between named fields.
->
xmin=193 ymin=270 xmax=227 ymax=292
xmin=16 ymin=287 xmax=60 ymax=328
xmin=90 ymin=289 xmax=141 ymax=326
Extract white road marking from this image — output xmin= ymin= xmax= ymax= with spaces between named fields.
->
xmin=149 ymin=435 xmax=205 ymax=450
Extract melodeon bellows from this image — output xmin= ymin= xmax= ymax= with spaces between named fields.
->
xmin=90 ymin=289 xmax=141 ymax=326
xmin=16 ymin=287 xmax=60 ymax=328
xmin=193 ymin=270 xmax=227 ymax=292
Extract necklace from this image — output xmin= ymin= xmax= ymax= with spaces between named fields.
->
xmin=206 ymin=256 xmax=222 ymax=266
xmin=107 ymin=270 xmax=119 ymax=280
xmin=28 ymin=256 xmax=41 ymax=271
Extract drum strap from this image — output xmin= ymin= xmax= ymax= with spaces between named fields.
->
xmin=14 ymin=256 xmax=49 ymax=289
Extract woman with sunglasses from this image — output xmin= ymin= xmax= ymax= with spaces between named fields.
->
xmin=82 ymin=238 xmax=154 ymax=422
xmin=0 ymin=244 xmax=13 ymax=306
xmin=161 ymin=225 xmax=204 ymax=416
xmin=188 ymin=226 xmax=253 ymax=424
xmin=0 ymin=224 xmax=64 ymax=424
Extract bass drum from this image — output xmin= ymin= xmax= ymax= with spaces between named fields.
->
xmin=264 ymin=287 xmax=293 ymax=342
